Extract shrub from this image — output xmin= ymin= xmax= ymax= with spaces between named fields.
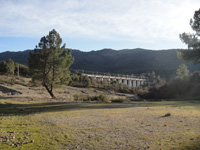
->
xmin=98 ymin=94 xmax=110 ymax=103
xmin=70 ymin=73 xmax=91 ymax=87
xmin=73 ymin=94 xmax=80 ymax=101
xmin=28 ymin=80 xmax=41 ymax=87
xmin=14 ymin=63 xmax=29 ymax=77
xmin=140 ymin=71 xmax=200 ymax=100
xmin=0 ymin=59 xmax=15 ymax=75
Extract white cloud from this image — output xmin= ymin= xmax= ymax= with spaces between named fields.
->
xmin=0 ymin=0 xmax=200 ymax=44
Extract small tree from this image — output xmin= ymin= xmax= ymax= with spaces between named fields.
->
xmin=178 ymin=8 xmax=200 ymax=64
xmin=28 ymin=29 xmax=74 ymax=98
xmin=84 ymin=76 xmax=91 ymax=87
xmin=0 ymin=59 xmax=15 ymax=75
xmin=14 ymin=63 xmax=29 ymax=77
xmin=176 ymin=64 xmax=189 ymax=79
xmin=6 ymin=58 xmax=15 ymax=75
xmin=0 ymin=61 xmax=7 ymax=74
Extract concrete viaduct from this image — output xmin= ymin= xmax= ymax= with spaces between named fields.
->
xmin=83 ymin=73 xmax=147 ymax=88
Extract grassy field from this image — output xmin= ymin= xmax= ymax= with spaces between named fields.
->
xmin=0 ymin=99 xmax=200 ymax=150
xmin=0 ymin=76 xmax=200 ymax=149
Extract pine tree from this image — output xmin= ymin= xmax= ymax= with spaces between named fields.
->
xmin=178 ymin=8 xmax=200 ymax=64
xmin=0 ymin=61 xmax=7 ymax=74
xmin=6 ymin=58 xmax=15 ymax=75
xmin=176 ymin=64 xmax=189 ymax=79
xmin=28 ymin=29 xmax=74 ymax=98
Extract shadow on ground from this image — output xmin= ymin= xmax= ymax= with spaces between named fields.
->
xmin=0 ymin=85 xmax=21 ymax=94
xmin=0 ymin=100 xmax=200 ymax=149
xmin=179 ymin=140 xmax=200 ymax=150
xmin=0 ymin=101 xmax=136 ymax=116
xmin=0 ymin=100 xmax=200 ymax=116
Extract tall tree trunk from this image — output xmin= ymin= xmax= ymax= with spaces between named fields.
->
xmin=44 ymin=83 xmax=56 ymax=99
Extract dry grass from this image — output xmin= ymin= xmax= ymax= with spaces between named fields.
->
xmin=0 ymin=76 xmax=200 ymax=149
xmin=0 ymin=99 xmax=200 ymax=150
xmin=0 ymin=79 xmax=133 ymax=102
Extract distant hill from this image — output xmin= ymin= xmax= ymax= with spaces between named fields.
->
xmin=71 ymin=48 xmax=200 ymax=78
xmin=0 ymin=50 xmax=31 ymax=65
xmin=0 ymin=48 xmax=199 ymax=78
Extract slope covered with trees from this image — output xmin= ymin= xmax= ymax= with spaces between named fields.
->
xmin=0 ymin=48 xmax=200 ymax=78
xmin=71 ymin=48 xmax=200 ymax=78
xmin=140 ymin=8 xmax=200 ymax=100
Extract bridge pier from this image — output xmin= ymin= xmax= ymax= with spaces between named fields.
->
xmin=123 ymin=79 xmax=127 ymax=85
xmin=128 ymin=80 xmax=132 ymax=87
xmin=83 ymin=73 xmax=147 ymax=88
xmin=118 ymin=79 xmax=122 ymax=84
xmin=132 ymin=80 xmax=136 ymax=87
xmin=136 ymin=80 xmax=140 ymax=87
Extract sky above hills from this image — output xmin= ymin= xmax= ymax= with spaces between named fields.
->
xmin=0 ymin=0 xmax=200 ymax=52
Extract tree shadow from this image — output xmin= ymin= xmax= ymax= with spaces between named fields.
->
xmin=0 ymin=85 xmax=22 ymax=94
xmin=1 ymin=99 xmax=200 ymax=116
xmin=0 ymin=101 xmax=135 ymax=116
xmin=178 ymin=139 xmax=200 ymax=150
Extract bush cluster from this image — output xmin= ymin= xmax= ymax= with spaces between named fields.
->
xmin=0 ymin=58 xmax=29 ymax=77
xmin=140 ymin=71 xmax=200 ymax=100
xmin=69 ymin=72 xmax=91 ymax=87
xmin=73 ymin=93 xmax=110 ymax=103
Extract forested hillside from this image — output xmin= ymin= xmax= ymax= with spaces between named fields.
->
xmin=71 ymin=48 xmax=200 ymax=78
xmin=0 ymin=48 xmax=200 ymax=78
xmin=0 ymin=50 xmax=31 ymax=65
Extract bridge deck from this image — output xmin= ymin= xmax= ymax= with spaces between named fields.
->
xmin=84 ymin=74 xmax=146 ymax=81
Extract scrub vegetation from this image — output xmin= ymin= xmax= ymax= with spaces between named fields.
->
xmin=0 ymin=8 xmax=200 ymax=150
xmin=0 ymin=76 xmax=200 ymax=150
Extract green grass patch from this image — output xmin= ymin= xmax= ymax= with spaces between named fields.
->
xmin=0 ymin=99 xmax=200 ymax=149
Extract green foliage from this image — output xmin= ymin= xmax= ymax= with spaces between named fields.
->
xmin=176 ymin=64 xmax=189 ymax=79
xmin=6 ymin=58 xmax=15 ymax=75
xmin=142 ymin=71 xmax=166 ymax=86
xmin=85 ymin=77 xmax=91 ymax=87
xmin=28 ymin=29 xmax=74 ymax=98
xmin=0 ymin=61 xmax=7 ymax=74
xmin=190 ymin=71 xmax=200 ymax=82
xmin=0 ymin=61 xmax=29 ymax=77
xmin=179 ymin=8 xmax=200 ymax=64
xmin=70 ymin=73 xmax=91 ymax=87
xmin=0 ymin=58 xmax=15 ymax=75
xmin=73 ymin=93 xmax=110 ymax=102
xmin=98 ymin=93 xmax=110 ymax=103
xmin=2 ymin=48 xmax=200 ymax=79
xmin=141 ymin=71 xmax=200 ymax=100
xmin=14 ymin=63 xmax=29 ymax=77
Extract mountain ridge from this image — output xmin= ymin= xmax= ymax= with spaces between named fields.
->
xmin=0 ymin=48 xmax=199 ymax=78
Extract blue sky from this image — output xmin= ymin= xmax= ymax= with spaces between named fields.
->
xmin=0 ymin=0 xmax=200 ymax=52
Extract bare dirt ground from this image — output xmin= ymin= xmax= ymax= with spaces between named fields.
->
xmin=0 ymin=76 xmax=200 ymax=150
xmin=0 ymin=80 xmax=133 ymax=102
xmin=39 ymin=103 xmax=200 ymax=150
